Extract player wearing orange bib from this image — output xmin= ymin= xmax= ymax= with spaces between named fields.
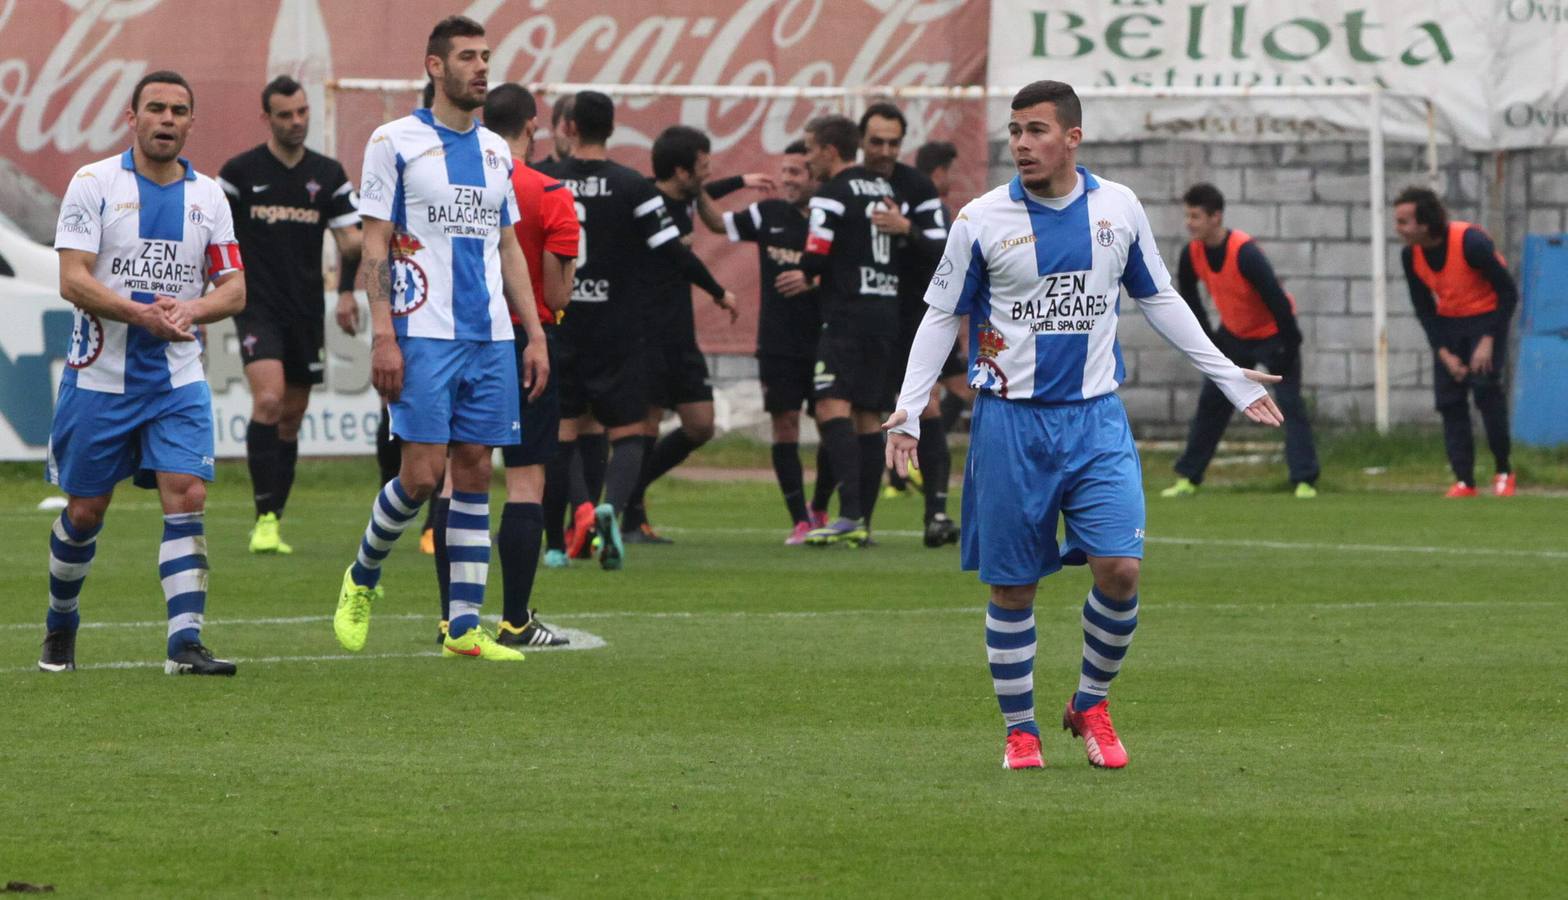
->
xmin=1162 ymin=183 xmax=1319 ymax=499
xmin=1394 ymin=187 xmax=1518 ymax=497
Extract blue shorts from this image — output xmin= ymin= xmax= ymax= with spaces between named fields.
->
xmin=46 ymin=381 xmax=215 ymax=497
xmin=388 ymin=337 xmax=520 ymax=446
xmin=961 ymin=392 xmax=1145 ymax=586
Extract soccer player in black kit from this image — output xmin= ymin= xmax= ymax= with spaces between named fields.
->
xmin=219 ymin=75 xmax=362 ymax=555
xmin=544 ymin=91 xmax=731 ymax=569
xmin=857 ymin=103 xmax=957 ymax=548
xmin=799 ymin=114 xmax=905 ymax=547
xmin=722 ymin=140 xmax=823 ymax=544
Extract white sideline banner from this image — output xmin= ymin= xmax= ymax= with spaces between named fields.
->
xmin=0 ymin=292 xmax=383 ymax=462
xmin=989 ymin=1 xmax=1568 ymax=149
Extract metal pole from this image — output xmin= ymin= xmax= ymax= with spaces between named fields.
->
xmin=1425 ymin=100 xmax=1440 ymax=188
xmin=1369 ymin=88 xmax=1390 ymax=434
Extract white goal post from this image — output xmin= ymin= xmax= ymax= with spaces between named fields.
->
xmin=327 ymin=79 xmax=1433 ymax=433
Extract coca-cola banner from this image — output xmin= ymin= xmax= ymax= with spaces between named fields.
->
xmin=0 ymin=0 xmax=990 ymax=355
xmin=991 ymin=0 xmax=1568 ymax=150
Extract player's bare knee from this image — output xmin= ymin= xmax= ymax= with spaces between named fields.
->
xmin=771 ymin=413 xmax=801 ymax=444
xmin=65 ymin=495 xmax=110 ymax=532
xmin=160 ymin=477 xmax=206 ymax=514
xmin=251 ymin=393 xmax=284 ymax=424
xmin=990 ymin=583 xmax=1036 ymax=610
xmin=684 ymin=421 xmax=715 ymax=445
xmin=1094 ymin=559 xmax=1141 ymax=600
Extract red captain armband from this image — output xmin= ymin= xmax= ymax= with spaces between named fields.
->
xmin=804 ymin=233 xmax=832 ymax=256
xmin=206 ymin=242 xmax=244 ymax=273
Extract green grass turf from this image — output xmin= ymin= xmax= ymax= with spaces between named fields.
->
xmin=1 ymin=458 xmax=1565 ymax=897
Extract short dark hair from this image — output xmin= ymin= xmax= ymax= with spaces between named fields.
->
xmin=1395 ymin=185 xmax=1448 ymax=235
xmin=914 ymin=141 xmax=957 ymax=176
xmin=261 ymin=75 xmax=303 ymax=114
xmin=426 ymin=15 xmax=485 ymax=61
xmin=806 ymin=115 xmax=858 ymax=162
xmin=483 ymin=84 xmax=537 ymax=139
xmin=551 ymin=93 xmax=575 ymax=127
xmin=1183 ymin=183 xmax=1225 ymax=215
xmin=784 ymin=139 xmax=808 ymax=155
xmin=131 ymin=70 xmax=194 ymax=113
xmin=652 ymin=125 xmax=711 ymax=180
xmin=858 ymin=102 xmax=907 ymax=137
xmin=571 ymin=90 xmax=614 ymax=145
xmin=421 ymin=80 xmax=435 ymax=108
xmin=1010 ymin=80 xmax=1081 ymax=129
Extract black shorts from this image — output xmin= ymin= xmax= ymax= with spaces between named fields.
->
xmin=814 ymin=324 xmax=892 ymax=411
xmin=501 ymin=327 xmax=561 ymax=468
xmin=758 ymin=354 xmax=815 ymax=415
xmin=235 ymin=309 xmax=325 ymax=386
xmin=643 ymin=337 xmax=713 ymax=410
xmin=556 ymin=336 xmax=646 ymax=428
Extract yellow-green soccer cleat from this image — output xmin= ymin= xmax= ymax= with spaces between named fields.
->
xmin=1294 ymin=482 xmax=1319 ymax=499
xmin=1159 ymin=477 xmax=1197 ymax=499
xmin=249 ymin=512 xmax=293 ymax=554
xmin=333 ymin=566 xmax=381 ymax=652
xmin=442 ymin=625 xmax=525 ymax=661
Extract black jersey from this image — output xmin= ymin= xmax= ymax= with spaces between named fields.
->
xmin=219 ymin=145 xmax=358 ymax=321
xmin=888 ymin=162 xmax=948 ymax=320
xmin=550 ymin=157 xmax=680 ymax=352
xmin=726 ymin=199 xmax=819 ymax=359
xmin=802 ymin=166 xmax=900 ymax=331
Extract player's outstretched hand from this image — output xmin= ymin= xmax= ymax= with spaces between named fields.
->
xmin=880 ymin=410 xmax=919 ymax=477
xmin=717 ymin=290 xmax=740 ymax=324
xmin=336 ymin=292 xmax=361 ymax=336
xmin=142 ymin=297 xmax=194 ymax=342
xmin=1240 ymin=368 xmax=1284 ymax=426
xmin=741 ymin=173 xmax=776 ymax=193
xmin=371 ymin=337 xmax=404 ymax=402
xmin=522 ymin=337 xmax=550 ymax=402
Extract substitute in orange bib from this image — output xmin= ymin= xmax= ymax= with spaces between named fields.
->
xmin=1162 ymin=183 xmax=1320 ymax=499
xmin=1393 ymin=187 xmax=1518 ymax=498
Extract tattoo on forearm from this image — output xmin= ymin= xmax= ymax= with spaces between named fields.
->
xmin=368 ymin=259 xmax=392 ymax=306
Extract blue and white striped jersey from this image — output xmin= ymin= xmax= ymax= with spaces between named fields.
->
xmin=358 ymin=108 xmax=521 ymax=342
xmin=927 ymin=167 xmax=1258 ymax=406
xmin=53 ymin=150 xmax=241 ymax=395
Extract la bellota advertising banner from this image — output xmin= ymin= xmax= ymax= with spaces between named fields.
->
xmin=0 ymin=0 xmax=988 ymax=461
xmin=989 ymin=0 xmax=1568 ymax=149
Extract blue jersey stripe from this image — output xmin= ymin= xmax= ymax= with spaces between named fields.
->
xmin=391 ymin=153 xmax=408 ymax=231
xmin=1031 ymin=334 xmax=1088 ymax=401
xmin=1023 ymin=192 xmax=1092 ymax=276
xmin=436 ymin=122 xmax=492 ymax=337
xmin=127 ymin=169 xmax=187 ymax=392
xmin=1121 ymin=236 xmax=1159 ymax=298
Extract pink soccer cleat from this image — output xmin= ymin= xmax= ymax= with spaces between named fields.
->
xmin=1444 ymin=482 xmax=1478 ymax=498
xmin=784 ymin=521 xmax=812 ymax=546
xmin=1002 ymin=728 xmax=1044 ymax=770
xmin=1063 ymin=699 xmax=1128 ymax=769
xmin=1493 ymin=473 xmax=1515 ymax=497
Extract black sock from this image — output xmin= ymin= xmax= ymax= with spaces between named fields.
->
xmin=580 ymin=432 xmax=609 ymax=505
xmin=858 ymin=432 xmax=886 ymax=528
xmin=939 ymin=391 xmax=966 ymax=433
xmin=604 ymin=436 xmax=647 ymax=514
xmin=246 ymin=421 xmax=281 ymax=517
xmin=430 ymin=497 xmax=452 ymax=621
xmin=623 ymin=434 xmax=658 ymax=529
xmin=498 ymin=502 xmax=544 ymax=628
xmin=277 ymin=439 xmax=299 ymax=517
xmin=772 ymin=442 xmax=808 ymax=524
xmin=375 ymin=408 xmax=400 ymax=486
xmin=819 ymin=418 xmax=861 ymax=521
xmin=917 ymin=417 xmax=950 ymax=521
xmin=811 ymin=442 xmax=835 ymax=514
xmin=544 ymin=440 xmax=574 ymax=551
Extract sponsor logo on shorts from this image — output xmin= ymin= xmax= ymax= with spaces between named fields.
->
xmin=241 ymin=333 xmax=259 ymax=355
xmin=1134 ymin=528 xmax=1145 ymax=539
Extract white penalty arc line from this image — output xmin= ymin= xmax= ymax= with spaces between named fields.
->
xmin=657 ymin=527 xmax=1568 ymax=562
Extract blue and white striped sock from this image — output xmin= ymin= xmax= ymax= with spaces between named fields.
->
xmin=445 ymin=491 xmax=491 ymax=638
xmin=1074 ymin=587 xmax=1139 ymax=712
xmin=47 ymin=512 xmax=100 ymax=632
xmin=986 ymin=602 xmax=1037 ymax=735
xmin=350 ymin=478 xmax=423 ymax=590
xmin=160 ymin=512 xmax=208 ymax=657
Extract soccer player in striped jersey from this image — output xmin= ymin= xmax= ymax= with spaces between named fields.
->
xmin=332 ymin=15 xmax=550 ymax=662
xmin=43 ymin=70 xmax=246 ymax=675
xmin=1161 ymin=182 xmax=1320 ymax=499
xmin=1393 ymin=187 xmax=1519 ymax=497
xmin=885 ymin=81 xmax=1284 ymax=770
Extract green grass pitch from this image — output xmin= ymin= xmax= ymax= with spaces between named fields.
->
xmin=1 ymin=456 xmax=1565 ymax=896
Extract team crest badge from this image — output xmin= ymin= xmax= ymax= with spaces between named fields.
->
xmin=389 ymin=231 xmax=429 ymax=316
xmin=1095 ymin=218 xmax=1115 ymax=247
xmin=971 ymin=321 xmax=1009 ymax=397
xmin=484 ymin=148 xmax=502 ymax=170
xmin=188 ymin=204 xmax=205 ymax=225
xmin=305 ymin=178 xmax=322 ymax=202
xmin=66 ymin=312 xmax=105 ymax=369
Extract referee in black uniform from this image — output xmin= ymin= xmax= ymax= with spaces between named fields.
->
xmin=219 ymin=75 xmax=361 ymax=555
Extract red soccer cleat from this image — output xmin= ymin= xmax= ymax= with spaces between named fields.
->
xmin=565 ymin=502 xmax=596 ymax=559
xmin=1444 ymin=482 xmax=1478 ymax=498
xmin=1002 ymin=728 xmax=1044 ymax=770
xmin=784 ymin=521 xmax=812 ymax=546
xmin=1493 ymin=473 xmax=1515 ymax=497
xmin=1063 ymin=699 xmax=1128 ymax=769
xmin=808 ymin=508 xmax=829 ymax=530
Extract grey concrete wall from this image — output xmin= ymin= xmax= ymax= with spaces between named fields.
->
xmin=708 ymin=140 xmax=1568 ymax=436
